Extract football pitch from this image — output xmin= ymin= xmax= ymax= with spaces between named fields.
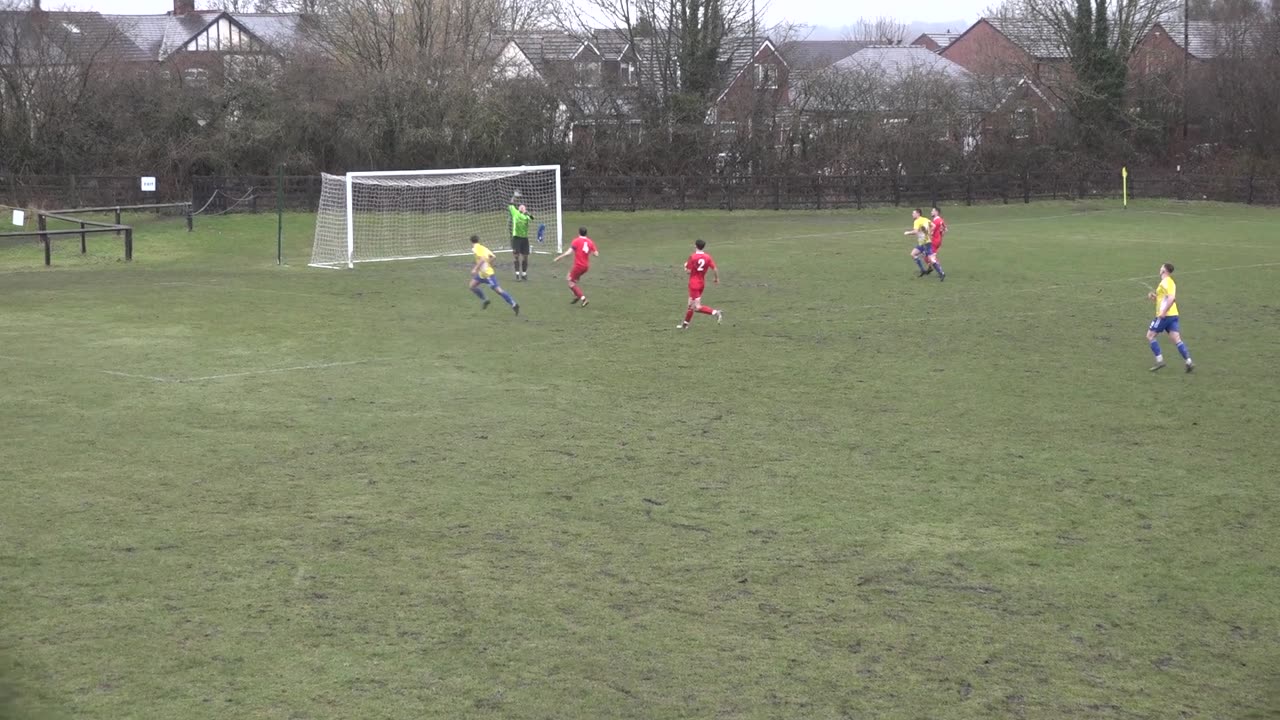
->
xmin=1 ymin=201 xmax=1277 ymax=719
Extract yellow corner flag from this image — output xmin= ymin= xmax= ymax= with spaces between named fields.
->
xmin=1122 ymin=166 xmax=1128 ymax=208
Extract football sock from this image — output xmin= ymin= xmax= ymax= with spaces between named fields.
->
xmin=932 ymin=261 xmax=944 ymax=275
xmin=684 ymin=309 xmax=695 ymax=323
xmin=522 ymin=258 xmax=529 ymax=273
xmin=471 ymin=287 xmax=486 ymax=301
xmin=697 ymin=306 xmax=715 ymax=315
xmin=1149 ymin=340 xmax=1162 ymax=358
xmin=914 ymin=257 xmax=926 ymax=272
xmin=1176 ymin=342 xmax=1190 ymax=361
xmin=497 ymin=289 xmax=516 ymax=306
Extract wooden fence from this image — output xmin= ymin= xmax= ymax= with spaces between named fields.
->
xmin=2 ymin=171 xmax=1276 ymax=214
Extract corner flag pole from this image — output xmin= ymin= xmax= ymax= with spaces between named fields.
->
xmin=1122 ymin=166 xmax=1128 ymax=209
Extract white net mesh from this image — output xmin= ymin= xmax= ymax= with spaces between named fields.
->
xmin=310 ymin=167 xmax=561 ymax=268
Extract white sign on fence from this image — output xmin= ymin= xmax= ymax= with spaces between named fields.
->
xmin=11 ymin=209 xmax=24 ymax=227
xmin=141 ymin=176 xmax=157 ymax=192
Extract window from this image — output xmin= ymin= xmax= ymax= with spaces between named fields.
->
xmin=754 ymin=63 xmax=778 ymax=89
xmin=61 ymin=22 xmax=81 ymax=34
xmin=183 ymin=67 xmax=209 ymax=87
xmin=620 ymin=61 xmax=638 ymax=86
xmin=576 ymin=61 xmax=601 ymax=86
xmin=1013 ymin=107 xmax=1035 ymax=139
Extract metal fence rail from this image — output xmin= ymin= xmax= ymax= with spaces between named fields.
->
xmin=2 ymin=171 xmax=1275 ymax=214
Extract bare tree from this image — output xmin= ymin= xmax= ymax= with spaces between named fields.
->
xmin=841 ymin=16 xmax=911 ymax=44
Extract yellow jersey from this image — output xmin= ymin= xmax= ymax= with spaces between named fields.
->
xmin=912 ymin=216 xmax=930 ymax=240
xmin=1155 ymin=276 xmax=1179 ymax=317
xmin=473 ymin=243 xmax=495 ymax=278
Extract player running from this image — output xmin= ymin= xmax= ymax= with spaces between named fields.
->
xmin=925 ymin=206 xmax=947 ymax=281
xmin=468 ymin=235 xmax=519 ymax=315
xmin=678 ymin=239 xmax=723 ymax=330
xmin=552 ymin=227 xmax=598 ymax=307
xmin=1146 ymin=262 xmax=1193 ymax=372
xmin=904 ymin=208 xmax=932 ymax=275
xmin=508 ymin=195 xmax=533 ymax=281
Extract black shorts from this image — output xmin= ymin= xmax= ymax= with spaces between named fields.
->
xmin=511 ymin=236 xmax=530 ymax=255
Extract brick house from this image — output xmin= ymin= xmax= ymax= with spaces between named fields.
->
xmin=0 ymin=0 xmax=314 ymax=85
xmin=705 ymin=36 xmax=791 ymax=149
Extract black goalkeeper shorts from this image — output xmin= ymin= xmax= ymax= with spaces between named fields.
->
xmin=511 ymin=236 xmax=531 ymax=255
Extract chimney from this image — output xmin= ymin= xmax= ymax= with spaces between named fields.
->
xmin=31 ymin=0 xmax=41 ymax=11
xmin=173 ymin=0 xmax=195 ymax=15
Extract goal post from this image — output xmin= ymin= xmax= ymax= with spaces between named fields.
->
xmin=310 ymin=165 xmax=563 ymax=269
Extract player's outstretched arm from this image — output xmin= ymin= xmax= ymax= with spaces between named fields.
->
xmin=552 ymin=249 xmax=573 ymax=263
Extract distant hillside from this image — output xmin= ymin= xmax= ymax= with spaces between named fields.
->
xmin=799 ymin=20 xmax=970 ymax=41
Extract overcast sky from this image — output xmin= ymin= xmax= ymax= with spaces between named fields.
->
xmin=51 ymin=0 xmax=979 ymax=34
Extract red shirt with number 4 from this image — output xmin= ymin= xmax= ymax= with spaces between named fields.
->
xmin=686 ymin=251 xmax=715 ymax=291
xmin=571 ymin=236 xmax=595 ymax=270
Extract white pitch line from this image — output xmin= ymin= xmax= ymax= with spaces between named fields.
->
xmin=176 ymin=358 xmax=387 ymax=383
xmin=101 ymin=369 xmax=172 ymax=383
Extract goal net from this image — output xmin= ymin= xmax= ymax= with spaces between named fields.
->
xmin=310 ymin=165 xmax=562 ymax=269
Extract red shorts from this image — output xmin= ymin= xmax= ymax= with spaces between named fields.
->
xmin=688 ymin=283 xmax=705 ymax=299
xmin=930 ymin=239 xmax=942 ymax=254
xmin=569 ymin=265 xmax=589 ymax=282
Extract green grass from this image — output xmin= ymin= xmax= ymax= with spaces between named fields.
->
xmin=1 ymin=201 xmax=1278 ymax=719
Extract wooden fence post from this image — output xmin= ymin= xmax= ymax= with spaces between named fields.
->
xmin=80 ymin=222 xmax=87 ymax=254
xmin=114 ymin=207 xmax=122 ymax=235
xmin=38 ymin=214 xmax=50 ymax=266
xmin=124 ymin=227 xmax=133 ymax=261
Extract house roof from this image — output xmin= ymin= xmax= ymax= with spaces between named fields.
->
xmin=717 ymin=35 xmax=777 ymax=74
xmin=778 ymin=39 xmax=868 ymax=79
xmin=833 ymin=44 xmax=972 ymax=80
xmin=0 ymin=10 xmax=151 ymax=65
xmin=1 ymin=8 xmax=316 ymax=66
xmin=919 ymin=32 xmax=959 ymax=49
xmin=1147 ymin=20 xmax=1267 ymax=59
xmin=983 ymin=17 xmax=1070 ymax=59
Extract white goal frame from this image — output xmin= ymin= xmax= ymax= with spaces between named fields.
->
xmin=313 ymin=164 xmax=563 ymax=269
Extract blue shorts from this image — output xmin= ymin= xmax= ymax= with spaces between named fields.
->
xmin=915 ymin=244 xmax=930 ymax=254
xmin=1148 ymin=316 xmax=1180 ymax=333
xmin=472 ymin=275 xmax=499 ymax=288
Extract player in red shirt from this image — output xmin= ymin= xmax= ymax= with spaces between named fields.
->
xmin=552 ymin=226 xmax=599 ymax=307
xmin=924 ymin=206 xmax=947 ymax=281
xmin=678 ymin=239 xmax=723 ymax=329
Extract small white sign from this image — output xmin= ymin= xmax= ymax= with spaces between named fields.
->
xmin=141 ymin=176 xmax=157 ymax=192
xmin=11 ymin=209 xmax=24 ymax=226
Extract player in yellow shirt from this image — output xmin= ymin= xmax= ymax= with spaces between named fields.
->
xmin=1146 ymin=262 xmax=1192 ymax=372
xmin=469 ymin=235 xmax=519 ymax=315
xmin=904 ymin=208 xmax=933 ymax=276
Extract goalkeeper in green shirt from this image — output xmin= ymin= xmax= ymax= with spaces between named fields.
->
xmin=508 ymin=195 xmax=533 ymax=281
